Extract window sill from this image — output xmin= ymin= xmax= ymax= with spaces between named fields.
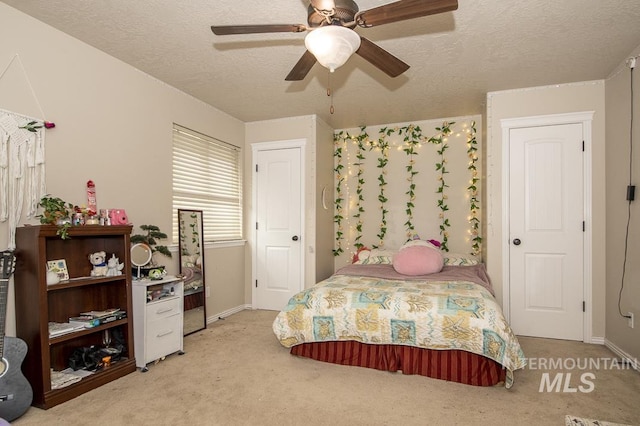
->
xmin=169 ymin=240 xmax=246 ymax=254
xmin=205 ymin=240 xmax=246 ymax=249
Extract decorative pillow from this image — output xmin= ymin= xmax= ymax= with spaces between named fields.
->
xmin=392 ymin=245 xmax=444 ymax=275
xmin=443 ymin=253 xmax=480 ymax=266
xmin=353 ymin=248 xmax=394 ymax=265
xmin=352 ymin=247 xmax=370 ymax=263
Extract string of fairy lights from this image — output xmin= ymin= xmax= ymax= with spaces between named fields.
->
xmin=332 ymin=120 xmax=480 ymax=258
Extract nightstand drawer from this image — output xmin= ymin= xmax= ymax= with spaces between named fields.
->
xmin=146 ymin=313 xmax=181 ymax=362
xmin=146 ymin=297 xmax=182 ymax=321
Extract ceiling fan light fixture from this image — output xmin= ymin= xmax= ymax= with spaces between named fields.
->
xmin=305 ymin=25 xmax=361 ymax=72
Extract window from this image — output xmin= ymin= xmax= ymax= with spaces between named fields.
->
xmin=172 ymin=124 xmax=243 ymax=243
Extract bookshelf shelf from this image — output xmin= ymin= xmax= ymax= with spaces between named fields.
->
xmin=46 ymin=275 xmax=125 ymax=291
xmin=49 ymin=319 xmax=129 ymax=345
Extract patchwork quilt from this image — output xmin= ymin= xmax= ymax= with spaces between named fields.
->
xmin=272 ymin=265 xmax=527 ymax=387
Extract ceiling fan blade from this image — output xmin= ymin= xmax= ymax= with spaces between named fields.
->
xmin=357 ymin=0 xmax=458 ymax=28
xmin=356 ymin=37 xmax=410 ymax=78
xmin=211 ymin=24 xmax=307 ymax=35
xmin=285 ymin=50 xmax=318 ymax=81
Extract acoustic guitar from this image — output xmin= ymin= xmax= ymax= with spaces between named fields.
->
xmin=0 ymin=250 xmax=32 ymax=422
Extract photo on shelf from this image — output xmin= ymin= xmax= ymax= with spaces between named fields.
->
xmin=47 ymin=259 xmax=69 ymax=281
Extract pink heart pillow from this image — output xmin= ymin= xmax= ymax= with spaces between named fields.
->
xmin=392 ymin=245 xmax=444 ymax=275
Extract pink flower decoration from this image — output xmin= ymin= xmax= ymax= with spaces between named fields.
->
xmin=44 ymin=121 xmax=56 ymax=129
xmin=428 ymin=239 xmax=441 ymax=248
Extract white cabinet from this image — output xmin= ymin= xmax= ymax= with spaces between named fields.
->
xmin=132 ymin=275 xmax=184 ymax=371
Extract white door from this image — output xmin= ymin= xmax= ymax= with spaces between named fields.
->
xmin=254 ymin=147 xmax=303 ymax=310
xmin=509 ymin=123 xmax=584 ymax=340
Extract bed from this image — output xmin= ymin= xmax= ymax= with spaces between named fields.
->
xmin=272 ymin=262 xmax=527 ymax=388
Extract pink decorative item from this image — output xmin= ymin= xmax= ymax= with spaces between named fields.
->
xmin=428 ymin=239 xmax=441 ymax=248
xmin=392 ymin=245 xmax=444 ymax=276
xmin=86 ymin=180 xmax=97 ymax=216
xmin=108 ymin=209 xmax=129 ymax=225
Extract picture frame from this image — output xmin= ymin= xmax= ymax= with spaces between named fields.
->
xmin=47 ymin=259 xmax=69 ymax=281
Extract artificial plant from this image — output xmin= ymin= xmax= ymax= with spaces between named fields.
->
xmin=130 ymin=224 xmax=172 ymax=266
xmin=37 ymin=195 xmax=75 ymax=239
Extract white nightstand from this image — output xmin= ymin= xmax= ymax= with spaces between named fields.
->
xmin=132 ymin=275 xmax=184 ymax=372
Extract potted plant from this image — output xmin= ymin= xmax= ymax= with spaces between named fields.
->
xmin=37 ymin=195 xmax=75 ymax=239
xmin=130 ymin=224 xmax=172 ymax=271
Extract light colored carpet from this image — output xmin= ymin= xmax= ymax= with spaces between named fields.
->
xmin=13 ymin=309 xmax=640 ymax=425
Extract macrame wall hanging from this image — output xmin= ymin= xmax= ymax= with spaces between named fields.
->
xmin=0 ymin=54 xmax=54 ymax=249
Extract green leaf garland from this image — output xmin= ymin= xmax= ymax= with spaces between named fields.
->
xmin=381 ymin=125 xmax=422 ymax=237
xmin=374 ymin=128 xmax=390 ymax=248
xmin=427 ymin=122 xmax=454 ymax=252
xmin=332 ymin=132 xmax=346 ymax=256
xmin=466 ymin=121 xmax=482 ymax=256
xmin=352 ymin=128 xmax=370 ymax=251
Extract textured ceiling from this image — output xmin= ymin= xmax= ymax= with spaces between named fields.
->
xmin=3 ymin=0 xmax=640 ymax=129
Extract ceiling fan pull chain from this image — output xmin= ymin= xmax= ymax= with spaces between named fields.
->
xmin=327 ymin=71 xmax=335 ymax=114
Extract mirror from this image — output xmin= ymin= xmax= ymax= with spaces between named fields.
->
xmin=131 ymin=243 xmax=152 ymax=279
xmin=178 ymin=209 xmax=207 ymax=335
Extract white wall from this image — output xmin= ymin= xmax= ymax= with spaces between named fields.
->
xmin=605 ymin=45 xmax=640 ymax=362
xmin=486 ymin=81 xmax=607 ymax=340
xmin=0 ymin=4 xmax=246 ymax=330
xmin=314 ymin=118 xmax=336 ymax=282
xmin=245 ymin=115 xmax=334 ymax=302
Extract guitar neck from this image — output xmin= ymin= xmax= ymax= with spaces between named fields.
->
xmin=0 ymin=250 xmax=16 ymax=359
xmin=0 ymin=278 xmax=7 ymax=358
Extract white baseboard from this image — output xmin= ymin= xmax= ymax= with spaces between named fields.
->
xmin=206 ymin=304 xmax=251 ymax=324
xmin=604 ymin=338 xmax=639 ymax=371
xmin=589 ymin=336 xmax=604 ymax=345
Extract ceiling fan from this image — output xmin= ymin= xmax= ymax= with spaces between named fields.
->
xmin=211 ymin=0 xmax=458 ymax=81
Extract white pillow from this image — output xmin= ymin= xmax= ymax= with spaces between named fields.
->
xmin=443 ymin=253 xmax=480 ymax=266
xmin=353 ymin=248 xmax=395 ymax=265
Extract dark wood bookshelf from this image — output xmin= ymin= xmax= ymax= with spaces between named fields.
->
xmin=14 ymin=225 xmax=136 ymax=409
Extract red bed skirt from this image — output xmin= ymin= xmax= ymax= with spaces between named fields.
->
xmin=290 ymin=341 xmax=506 ymax=386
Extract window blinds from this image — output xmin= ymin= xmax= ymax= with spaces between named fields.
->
xmin=172 ymin=124 xmax=243 ymax=243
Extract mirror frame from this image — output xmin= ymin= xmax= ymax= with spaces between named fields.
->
xmin=178 ymin=209 xmax=207 ymax=335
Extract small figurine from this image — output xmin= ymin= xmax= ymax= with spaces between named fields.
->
xmin=106 ymin=254 xmax=125 ymax=277
xmin=89 ymin=251 xmax=108 ymax=276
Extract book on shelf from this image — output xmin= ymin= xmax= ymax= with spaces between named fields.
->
xmin=48 ymin=322 xmax=85 ymax=337
xmin=98 ymin=310 xmax=127 ymax=324
xmin=68 ymin=316 xmax=101 ymax=328
xmin=71 ymin=310 xmax=127 ymax=326
xmin=46 ymin=259 xmax=69 ymax=281
xmin=78 ymin=308 xmax=121 ymax=319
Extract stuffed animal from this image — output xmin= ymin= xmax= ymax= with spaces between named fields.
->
xmin=106 ymin=254 xmax=125 ymax=277
xmin=89 ymin=251 xmax=108 ymax=276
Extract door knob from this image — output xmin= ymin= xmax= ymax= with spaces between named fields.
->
xmin=292 ymin=236 xmax=299 ymax=241
xmin=513 ymin=238 xmax=521 ymax=246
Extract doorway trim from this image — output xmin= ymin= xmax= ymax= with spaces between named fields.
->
xmin=250 ymin=138 xmax=306 ymax=309
xmin=500 ymin=111 xmax=594 ymax=342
